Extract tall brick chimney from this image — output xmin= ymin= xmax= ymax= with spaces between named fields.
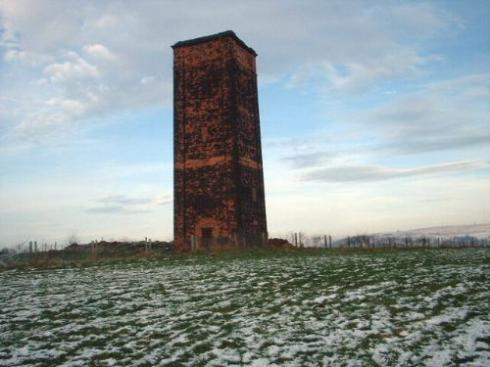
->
xmin=172 ymin=31 xmax=267 ymax=251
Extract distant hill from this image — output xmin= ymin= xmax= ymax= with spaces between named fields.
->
xmin=377 ymin=223 xmax=490 ymax=239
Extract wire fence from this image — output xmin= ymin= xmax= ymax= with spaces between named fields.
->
xmin=269 ymin=232 xmax=490 ymax=249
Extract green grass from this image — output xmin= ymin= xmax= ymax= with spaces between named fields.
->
xmin=0 ymin=248 xmax=489 ymax=366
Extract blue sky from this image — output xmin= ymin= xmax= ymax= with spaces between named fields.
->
xmin=0 ymin=0 xmax=489 ymax=247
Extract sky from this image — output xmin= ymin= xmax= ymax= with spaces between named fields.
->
xmin=0 ymin=0 xmax=489 ymax=247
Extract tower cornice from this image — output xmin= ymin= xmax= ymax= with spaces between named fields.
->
xmin=172 ymin=30 xmax=257 ymax=56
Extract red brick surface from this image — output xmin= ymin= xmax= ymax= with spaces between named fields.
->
xmin=173 ymin=32 xmax=267 ymax=251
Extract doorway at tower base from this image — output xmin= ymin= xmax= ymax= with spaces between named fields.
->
xmin=175 ymin=231 xmax=268 ymax=252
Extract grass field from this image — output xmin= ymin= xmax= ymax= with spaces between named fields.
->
xmin=1 ymin=248 xmax=489 ymax=366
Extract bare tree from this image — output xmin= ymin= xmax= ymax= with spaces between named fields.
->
xmin=67 ymin=235 xmax=79 ymax=246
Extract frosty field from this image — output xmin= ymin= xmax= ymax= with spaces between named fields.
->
xmin=1 ymin=249 xmax=489 ymax=367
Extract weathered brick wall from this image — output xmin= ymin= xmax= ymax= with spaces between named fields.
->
xmin=173 ymin=32 xmax=267 ymax=251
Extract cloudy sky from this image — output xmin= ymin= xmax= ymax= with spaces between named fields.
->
xmin=0 ymin=0 xmax=489 ymax=246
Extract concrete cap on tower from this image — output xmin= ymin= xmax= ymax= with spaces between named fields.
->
xmin=172 ymin=30 xmax=257 ymax=56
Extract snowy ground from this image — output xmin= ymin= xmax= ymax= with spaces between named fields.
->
xmin=1 ymin=249 xmax=489 ymax=366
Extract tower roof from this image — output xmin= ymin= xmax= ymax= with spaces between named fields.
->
xmin=172 ymin=30 xmax=257 ymax=56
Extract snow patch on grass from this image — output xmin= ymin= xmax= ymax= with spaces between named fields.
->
xmin=0 ymin=249 xmax=489 ymax=366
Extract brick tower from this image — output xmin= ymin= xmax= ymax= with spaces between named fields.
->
xmin=173 ymin=31 xmax=267 ymax=251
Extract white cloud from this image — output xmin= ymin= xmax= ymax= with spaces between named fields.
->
xmin=43 ymin=56 xmax=99 ymax=82
xmin=279 ymin=73 xmax=490 ymax=171
xmin=366 ymin=74 xmax=490 ymax=148
xmin=140 ymin=76 xmax=155 ymax=85
xmin=302 ymin=160 xmax=489 ymax=183
xmin=154 ymin=193 xmax=173 ymax=206
xmin=85 ymin=192 xmax=173 ymax=215
xmin=83 ymin=43 xmax=116 ymax=60
xmin=94 ymin=14 xmax=119 ymax=29
xmin=4 ymin=49 xmax=26 ymax=62
xmin=288 ymin=47 xmax=431 ymax=92
xmin=326 ymin=49 xmax=426 ymax=92
xmin=0 ymin=0 xmax=462 ymax=147
xmin=45 ymin=97 xmax=86 ymax=116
